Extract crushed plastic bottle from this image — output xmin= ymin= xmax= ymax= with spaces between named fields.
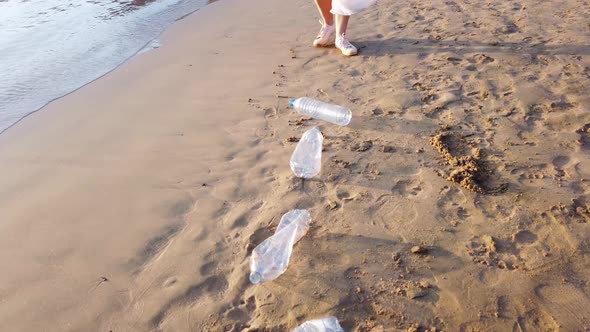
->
xmin=249 ymin=209 xmax=312 ymax=284
xmin=290 ymin=126 xmax=323 ymax=179
xmin=292 ymin=316 xmax=344 ymax=332
xmin=290 ymin=97 xmax=352 ymax=126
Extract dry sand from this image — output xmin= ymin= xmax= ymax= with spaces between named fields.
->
xmin=1 ymin=0 xmax=589 ymax=330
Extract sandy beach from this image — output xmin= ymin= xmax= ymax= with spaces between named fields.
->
xmin=1 ymin=0 xmax=589 ymax=330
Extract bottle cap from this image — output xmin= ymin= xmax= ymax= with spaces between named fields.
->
xmin=289 ymin=99 xmax=295 ymax=107
xmin=249 ymin=272 xmax=262 ymax=284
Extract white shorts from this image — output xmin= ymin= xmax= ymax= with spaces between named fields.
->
xmin=331 ymin=0 xmax=377 ymax=15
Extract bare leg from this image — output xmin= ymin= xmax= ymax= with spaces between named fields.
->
xmin=314 ymin=0 xmax=333 ymax=25
xmin=335 ymin=14 xmax=349 ymax=36
xmin=313 ymin=0 xmax=336 ymax=46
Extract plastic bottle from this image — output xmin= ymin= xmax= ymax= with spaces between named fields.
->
xmin=249 ymin=210 xmax=312 ymax=284
xmin=290 ymin=97 xmax=352 ymax=126
xmin=292 ymin=316 xmax=344 ymax=332
xmin=290 ymin=126 xmax=323 ymax=179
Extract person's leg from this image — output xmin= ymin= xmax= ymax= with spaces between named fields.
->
xmin=335 ymin=14 xmax=348 ymax=35
xmin=335 ymin=14 xmax=357 ymax=56
xmin=315 ymin=0 xmax=333 ymax=25
xmin=313 ymin=0 xmax=336 ymax=47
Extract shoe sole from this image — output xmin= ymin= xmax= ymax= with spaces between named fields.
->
xmin=336 ymin=46 xmax=358 ymax=56
xmin=313 ymin=40 xmax=335 ymax=47
xmin=313 ymin=31 xmax=336 ymax=47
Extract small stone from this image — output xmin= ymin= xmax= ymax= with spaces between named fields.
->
xmin=245 ymin=242 xmax=255 ymax=252
xmin=334 ymin=159 xmax=350 ymax=168
xmin=328 ymin=201 xmax=339 ymax=210
xmin=381 ymin=146 xmax=395 ymax=153
xmin=372 ymin=108 xmax=384 ymax=115
xmin=392 ymin=252 xmax=401 ymax=261
xmin=351 ymin=140 xmax=373 ymax=152
xmin=481 ymin=235 xmax=497 ymax=252
xmin=406 ymin=284 xmax=427 ymax=299
xmin=285 ymin=136 xmax=299 ymax=143
xmin=418 ymin=280 xmax=431 ymax=289
xmin=411 ymin=245 xmax=428 ymax=254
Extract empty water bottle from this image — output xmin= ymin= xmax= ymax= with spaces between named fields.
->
xmin=291 ymin=126 xmax=323 ymax=179
xmin=292 ymin=316 xmax=344 ymax=332
xmin=290 ymin=97 xmax=352 ymax=126
xmin=249 ymin=210 xmax=312 ymax=284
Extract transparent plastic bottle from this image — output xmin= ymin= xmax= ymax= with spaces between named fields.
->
xmin=249 ymin=210 xmax=312 ymax=284
xmin=290 ymin=97 xmax=352 ymax=126
xmin=290 ymin=126 xmax=323 ymax=179
xmin=292 ymin=316 xmax=344 ymax=332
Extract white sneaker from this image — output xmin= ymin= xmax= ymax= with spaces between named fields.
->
xmin=335 ymin=34 xmax=358 ymax=56
xmin=313 ymin=21 xmax=336 ymax=47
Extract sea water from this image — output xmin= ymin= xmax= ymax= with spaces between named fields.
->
xmin=0 ymin=0 xmax=211 ymax=133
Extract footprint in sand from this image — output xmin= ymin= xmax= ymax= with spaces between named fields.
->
xmin=130 ymin=222 xmax=184 ymax=272
xmin=391 ymin=178 xmax=425 ymax=197
xmin=325 ymin=187 xmax=363 ymax=210
xmin=372 ymin=197 xmax=419 ymax=230
xmin=577 ymin=123 xmax=590 ymax=150
xmin=467 ymin=235 xmax=521 ymax=270
xmin=226 ymin=201 xmax=267 ymax=230
xmin=437 ymin=192 xmax=471 ymax=229
xmin=221 ymin=295 xmax=257 ymax=327
xmin=515 ymin=308 xmax=559 ymax=331
xmin=199 ymin=260 xmax=218 ymax=276
xmin=497 ymin=22 xmax=519 ymax=35
xmin=474 ymin=196 xmax=517 ymax=220
xmin=473 ymin=54 xmax=495 ymax=65
xmin=510 ymin=227 xmax=560 ymax=273
xmin=542 ymin=198 xmax=590 ymax=224
xmin=151 ymin=274 xmax=229 ymax=329
xmin=552 ymin=155 xmax=570 ymax=169
xmin=512 ymin=230 xmax=537 ymax=245
xmin=524 ymin=104 xmax=548 ymax=130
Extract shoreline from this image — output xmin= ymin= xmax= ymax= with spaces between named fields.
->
xmin=1 ymin=0 xmax=590 ymax=330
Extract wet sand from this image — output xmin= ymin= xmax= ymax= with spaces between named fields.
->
xmin=0 ymin=0 xmax=589 ymax=330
